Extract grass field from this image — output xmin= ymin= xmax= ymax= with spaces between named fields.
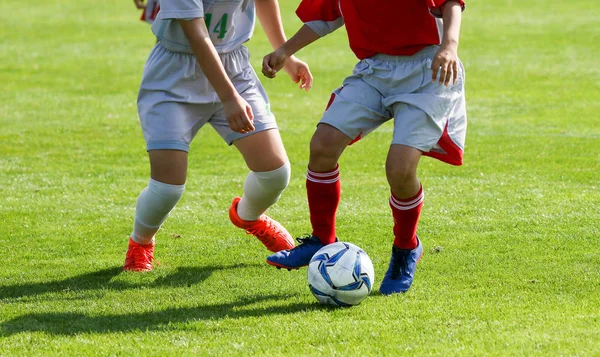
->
xmin=1 ymin=0 xmax=599 ymax=355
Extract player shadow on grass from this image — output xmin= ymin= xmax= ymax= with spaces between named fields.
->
xmin=0 ymin=294 xmax=326 ymax=336
xmin=0 ymin=264 xmax=258 ymax=301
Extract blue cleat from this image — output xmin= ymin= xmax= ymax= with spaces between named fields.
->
xmin=266 ymin=235 xmax=328 ymax=270
xmin=380 ymin=238 xmax=423 ymax=295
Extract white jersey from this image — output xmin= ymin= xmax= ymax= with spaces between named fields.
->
xmin=152 ymin=0 xmax=255 ymax=54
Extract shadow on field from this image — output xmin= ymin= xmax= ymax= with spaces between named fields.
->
xmin=0 ymin=294 xmax=324 ymax=336
xmin=0 ymin=264 xmax=254 ymax=300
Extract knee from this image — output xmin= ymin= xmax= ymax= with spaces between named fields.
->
xmin=254 ymin=161 xmax=291 ymax=192
xmin=386 ymin=162 xmax=417 ymax=189
xmin=138 ymin=178 xmax=186 ymax=218
xmin=149 ymin=150 xmax=188 ymax=185
xmin=309 ymin=136 xmax=343 ymax=167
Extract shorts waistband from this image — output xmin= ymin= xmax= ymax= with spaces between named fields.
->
xmin=370 ymin=45 xmax=439 ymax=62
xmin=157 ymin=41 xmax=248 ymax=59
xmin=218 ymin=45 xmax=249 ymax=59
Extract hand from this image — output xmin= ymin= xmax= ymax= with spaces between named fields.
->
xmin=431 ymin=42 xmax=460 ymax=86
xmin=283 ymin=56 xmax=313 ymax=91
xmin=262 ymin=48 xmax=287 ymax=79
xmin=223 ymin=94 xmax=255 ymax=134
xmin=133 ymin=0 xmax=146 ymax=9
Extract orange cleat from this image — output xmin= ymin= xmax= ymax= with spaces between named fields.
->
xmin=123 ymin=237 xmax=155 ymax=272
xmin=229 ymin=197 xmax=295 ymax=252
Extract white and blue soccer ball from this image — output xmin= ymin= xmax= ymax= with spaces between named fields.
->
xmin=307 ymin=242 xmax=375 ymax=307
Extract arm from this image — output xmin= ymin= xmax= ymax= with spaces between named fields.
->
xmin=133 ymin=0 xmax=145 ymax=9
xmin=441 ymin=1 xmax=462 ymax=51
xmin=255 ymin=0 xmax=287 ymax=49
xmin=255 ymin=0 xmax=314 ymax=90
xmin=262 ymin=25 xmax=320 ymax=79
xmin=279 ymin=25 xmax=321 ymax=58
xmin=262 ymin=0 xmax=341 ymax=80
xmin=179 ymin=18 xmax=254 ymax=133
xmin=431 ymin=1 xmax=463 ymax=86
xmin=179 ymin=19 xmax=237 ymax=103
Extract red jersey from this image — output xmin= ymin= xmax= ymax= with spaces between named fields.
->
xmin=296 ymin=0 xmax=465 ymax=59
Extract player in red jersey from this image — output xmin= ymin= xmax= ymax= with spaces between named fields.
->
xmin=263 ymin=0 xmax=467 ymax=294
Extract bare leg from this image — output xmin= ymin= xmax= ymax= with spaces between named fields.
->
xmin=385 ymin=144 xmax=421 ymax=199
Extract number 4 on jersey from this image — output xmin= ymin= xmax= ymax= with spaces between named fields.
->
xmin=204 ymin=13 xmax=228 ymax=39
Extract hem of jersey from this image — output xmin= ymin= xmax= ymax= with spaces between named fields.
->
xmin=371 ymin=45 xmax=439 ymax=62
xmin=226 ymin=123 xmax=278 ymax=146
xmin=146 ymin=141 xmax=190 ymax=152
xmin=156 ymin=38 xmax=195 ymax=55
xmin=156 ymin=40 xmax=248 ymax=57
xmin=159 ymin=10 xmax=204 ymax=20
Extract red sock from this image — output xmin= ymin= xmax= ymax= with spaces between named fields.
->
xmin=389 ymin=185 xmax=423 ymax=249
xmin=306 ymin=165 xmax=340 ymax=244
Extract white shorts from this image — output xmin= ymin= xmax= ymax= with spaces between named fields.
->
xmin=137 ymin=43 xmax=277 ymax=152
xmin=321 ymin=46 xmax=467 ymax=165
xmin=140 ymin=0 xmax=160 ymax=24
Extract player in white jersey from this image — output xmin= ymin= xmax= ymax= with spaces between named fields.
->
xmin=124 ymin=0 xmax=313 ymax=271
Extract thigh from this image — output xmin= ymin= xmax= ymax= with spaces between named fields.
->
xmin=138 ymin=44 xmax=217 ymax=152
xmin=391 ymin=103 xmax=443 ymax=152
xmin=210 ymin=66 xmax=278 ymax=145
xmin=139 ymin=98 xmax=215 ymax=152
xmin=320 ymin=73 xmax=390 ymax=144
xmin=234 ymin=129 xmax=288 ymax=172
xmin=308 ymin=123 xmax=352 ymax=172
xmin=392 ymin=91 xmax=466 ymax=166
xmin=387 ymin=54 xmax=467 ymax=165
xmin=149 ymin=149 xmax=188 ymax=185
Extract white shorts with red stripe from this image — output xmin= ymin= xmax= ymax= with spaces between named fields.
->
xmin=320 ymin=45 xmax=467 ymax=166
xmin=140 ymin=0 xmax=160 ymax=24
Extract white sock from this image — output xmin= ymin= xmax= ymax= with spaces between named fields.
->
xmin=237 ymin=162 xmax=291 ymax=221
xmin=131 ymin=178 xmax=185 ymax=245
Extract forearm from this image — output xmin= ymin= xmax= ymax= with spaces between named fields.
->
xmin=280 ymin=25 xmax=321 ymax=57
xmin=441 ymin=1 xmax=462 ymax=47
xmin=178 ymin=18 xmax=236 ymax=102
xmin=255 ymin=0 xmax=288 ymax=50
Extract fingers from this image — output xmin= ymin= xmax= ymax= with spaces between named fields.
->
xmin=245 ymin=104 xmax=254 ymax=121
xmin=452 ymin=61 xmax=459 ymax=85
xmin=442 ymin=61 xmax=459 ymax=86
xmin=262 ymin=56 xmax=277 ymax=79
xmin=230 ymin=117 xmax=254 ymax=133
xmin=300 ymin=69 xmax=314 ymax=91
xmin=440 ymin=63 xmax=450 ymax=86
xmin=431 ymin=60 xmax=440 ymax=84
xmin=295 ymin=77 xmax=308 ymax=91
xmin=238 ymin=116 xmax=255 ymax=133
xmin=229 ymin=116 xmax=247 ymax=133
xmin=432 ymin=58 xmax=458 ymax=87
xmin=229 ymin=107 xmax=255 ymax=134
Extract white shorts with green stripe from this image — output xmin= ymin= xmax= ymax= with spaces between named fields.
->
xmin=137 ymin=43 xmax=277 ymax=152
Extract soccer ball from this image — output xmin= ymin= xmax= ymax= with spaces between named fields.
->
xmin=307 ymin=242 xmax=375 ymax=307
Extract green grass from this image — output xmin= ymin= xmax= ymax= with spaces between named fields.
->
xmin=1 ymin=0 xmax=599 ymax=355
